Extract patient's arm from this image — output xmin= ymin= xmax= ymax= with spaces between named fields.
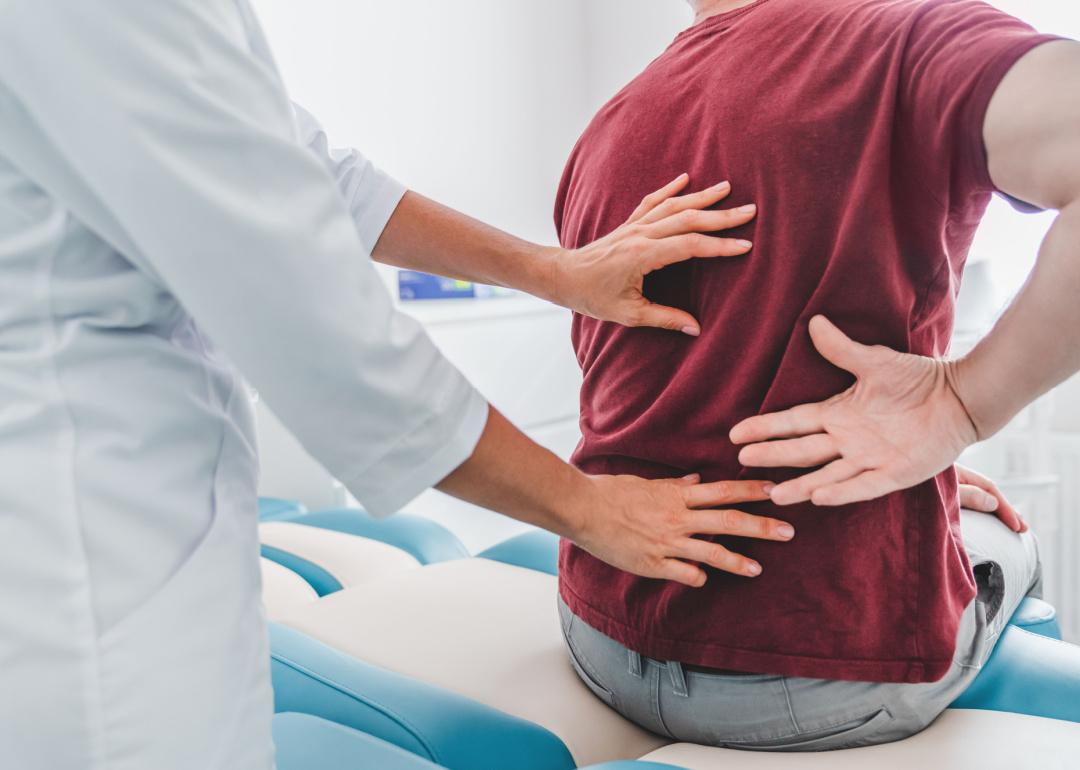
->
xmin=730 ymin=40 xmax=1080 ymax=508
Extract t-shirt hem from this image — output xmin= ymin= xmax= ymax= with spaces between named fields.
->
xmin=558 ymin=580 xmax=953 ymax=684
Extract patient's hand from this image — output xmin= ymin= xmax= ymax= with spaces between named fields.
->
xmin=574 ymin=474 xmax=795 ymax=587
xmin=729 ymin=316 xmax=979 ymax=508
xmin=555 ymin=174 xmax=756 ymax=336
xmin=957 ymin=464 xmax=1027 ymax=533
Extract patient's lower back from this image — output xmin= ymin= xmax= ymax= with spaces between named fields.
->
xmin=554 ymin=0 xmax=1054 ymax=683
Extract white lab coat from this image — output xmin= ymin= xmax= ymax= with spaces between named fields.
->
xmin=0 ymin=2 xmax=488 ymax=768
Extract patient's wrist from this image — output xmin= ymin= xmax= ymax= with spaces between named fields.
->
xmin=945 ymin=355 xmax=1013 ymax=442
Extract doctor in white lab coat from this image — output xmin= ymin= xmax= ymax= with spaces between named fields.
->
xmin=0 ymin=2 xmax=797 ymax=768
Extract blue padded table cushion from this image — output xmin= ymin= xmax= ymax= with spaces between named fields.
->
xmin=259 ymin=497 xmax=308 ymax=522
xmin=279 ymin=508 xmax=470 ymax=565
xmin=951 ymin=624 xmax=1080 ymax=722
xmin=274 ymin=712 xmax=444 ymax=770
xmin=583 ymin=760 xmax=682 ymax=764
xmin=478 ymin=529 xmax=559 ymax=575
xmin=1008 ymin=596 xmax=1062 ymax=639
xmin=260 ymin=544 xmax=343 ymax=597
xmin=274 ymin=713 xmax=686 ymax=770
xmin=270 ymin=623 xmax=575 ymax=770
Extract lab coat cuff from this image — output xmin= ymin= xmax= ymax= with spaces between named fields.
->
xmin=344 ymin=388 xmax=489 ymax=518
xmin=350 ymin=172 xmax=407 ymax=255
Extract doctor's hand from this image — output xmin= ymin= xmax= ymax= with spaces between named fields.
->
xmin=730 ymin=316 xmax=979 ymax=508
xmin=572 ymin=474 xmax=794 ymax=586
xmin=554 ymin=174 xmax=756 ymax=336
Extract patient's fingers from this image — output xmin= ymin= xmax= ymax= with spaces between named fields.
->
xmin=810 ymin=470 xmax=894 ymax=507
xmin=635 ymin=180 xmax=734 ymax=225
xmin=730 ymin=403 xmax=826 ymax=444
xmin=769 ymin=459 xmax=859 ymax=505
xmin=675 ymin=538 xmax=762 ymax=577
xmin=644 ymin=204 xmax=757 ymax=240
xmin=688 ymin=508 xmax=795 ymax=542
xmin=738 ymin=434 xmax=840 ymax=468
xmin=657 ymin=559 xmax=708 ymax=588
xmin=682 ymin=479 xmax=774 ymax=508
xmin=626 ymin=173 xmax=691 ymax=223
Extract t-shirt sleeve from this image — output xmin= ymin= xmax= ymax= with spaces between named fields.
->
xmin=897 ymin=0 xmax=1062 ymax=197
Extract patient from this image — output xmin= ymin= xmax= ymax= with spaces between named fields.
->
xmin=554 ymin=0 xmax=1067 ymax=751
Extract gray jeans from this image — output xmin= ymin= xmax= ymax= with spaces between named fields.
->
xmin=559 ymin=510 xmax=1041 ymax=751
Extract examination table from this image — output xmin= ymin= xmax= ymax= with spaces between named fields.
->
xmin=258 ymin=501 xmax=1080 ymax=770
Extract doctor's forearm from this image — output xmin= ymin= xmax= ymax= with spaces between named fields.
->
xmin=437 ymin=405 xmax=793 ymax=585
xmin=373 ymin=191 xmax=564 ymax=303
xmin=435 ymin=406 xmax=592 ymax=538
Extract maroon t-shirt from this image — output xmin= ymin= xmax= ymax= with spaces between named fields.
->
xmin=555 ymin=0 xmax=1056 ymax=683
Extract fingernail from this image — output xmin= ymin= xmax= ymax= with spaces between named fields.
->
xmin=713 ymin=180 xmax=731 ymax=191
xmin=737 ymin=204 xmax=757 ymax=213
xmin=747 ymin=562 xmax=762 ymax=576
xmin=762 ymin=482 xmax=775 ymax=493
xmin=681 ymin=326 xmax=700 ymax=337
xmin=737 ymin=240 xmax=753 ymax=248
xmin=983 ymin=494 xmax=999 ymax=511
xmin=777 ymin=524 xmax=795 ymax=539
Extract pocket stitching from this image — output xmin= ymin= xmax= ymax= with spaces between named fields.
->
xmin=563 ymin=621 xmax=619 ymax=709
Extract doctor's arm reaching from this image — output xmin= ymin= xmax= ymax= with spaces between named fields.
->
xmin=294 ymin=105 xmax=756 ymax=337
xmin=730 ymin=40 xmax=1080 ymax=509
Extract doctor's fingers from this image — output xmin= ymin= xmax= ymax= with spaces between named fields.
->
xmin=626 ymin=173 xmax=692 ymax=223
xmin=738 ymin=434 xmax=840 ymax=469
xmin=649 ymin=233 xmax=753 ymax=272
xmin=673 ymin=538 xmax=763 ymax=578
xmin=684 ymin=508 xmax=795 ymax=543
xmin=642 ymin=205 xmax=757 ymax=241
xmin=627 ymin=301 xmax=702 ymax=335
xmin=682 ymin=479 xmax=774 ymax=507
xmin=730 ymin=402 xmax=827 ymax=445
xmin=634 ymin=180 xmax=734 ymax=225
xmin=768 ymin=459 xmax=861 ymax=505
xmin=655 ymin=559 xmax=709 ymax=588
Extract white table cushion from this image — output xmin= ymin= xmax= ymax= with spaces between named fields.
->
xmin=259 ymin=521 xmax=421 ymax=588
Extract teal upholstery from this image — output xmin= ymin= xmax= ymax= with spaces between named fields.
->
xmin=282 ymin=508 xmax=469 ymax=565
xmin=1008 ymin=596 xmax=1062 ymax=639
xmin=260 ymin=544 xmax=343 ymax=597
xmin=274 ymin=712 xmax=443 ymax=770
xmin=259 ymin=497 xmax=308 ymax=522
xmin=478 ymin=529 xmax=559 ymax=575
xmin=273 ymin=713 xmax=684 ymax=770
xmin=950 ymin=624 xmax=1080 ymax=721
xmin=269 ymin=624 xmax=575 ymax=770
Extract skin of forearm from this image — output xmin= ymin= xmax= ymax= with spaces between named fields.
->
xmin=435 ymin=404 xmax=591 ymax=538
xmin=951 ymin=41 xmax=1080 ymax=440
xmin=372 ymin=191 xmax=562 ymax=303
xmin=952 ymin=200 xmax=1080 ymax=438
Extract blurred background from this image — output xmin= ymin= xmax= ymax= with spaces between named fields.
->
xmin=251 ymin=1 xmax=1080 ymax=638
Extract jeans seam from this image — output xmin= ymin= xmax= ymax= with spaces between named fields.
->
xmin=651 ymin=664 xmax=674 ymax=739
xmin=780 ymin=677 xmax=800 ymax=733
xmin=564 ymin=615 xmax=619 ymax=708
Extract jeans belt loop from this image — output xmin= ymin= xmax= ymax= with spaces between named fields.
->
xmin=628 ymin=649 xmax=643 ymax=679
xmin=668 ymin=660 xmax=689 ymax=698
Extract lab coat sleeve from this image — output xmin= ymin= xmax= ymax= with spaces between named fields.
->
xmin=0 ymin=0 xmax=488 ymax=516
xmin=293 ymin=103 xmax=407 ymax=255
